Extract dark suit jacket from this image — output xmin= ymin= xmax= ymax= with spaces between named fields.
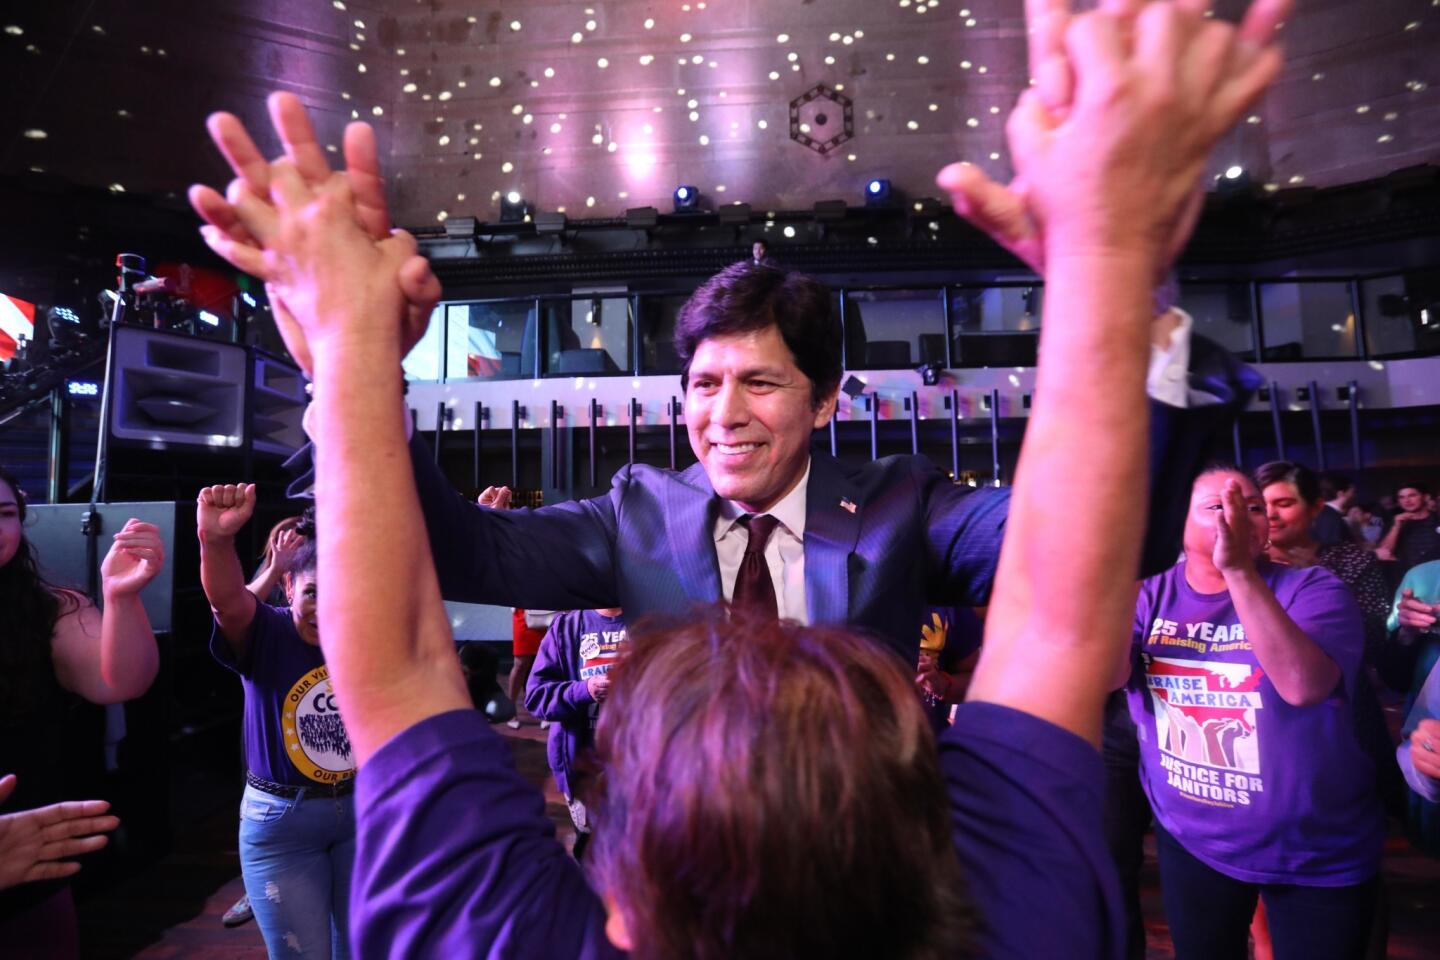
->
xmin=1311 ymin=505 xmax=1356 ymax=546
xmin=411 ymin=442 xmax=1010 ymax=662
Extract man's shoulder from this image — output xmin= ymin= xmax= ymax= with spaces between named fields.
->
xmin=609 ymin=461 xmax=712 ymax=495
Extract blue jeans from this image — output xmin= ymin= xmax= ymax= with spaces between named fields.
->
xmin=239 ymin=783 xmax=356 ymax=960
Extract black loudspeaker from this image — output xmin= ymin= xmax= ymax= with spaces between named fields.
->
xmin=109 ymin=326 xmax=248 ymax=450
xmin=252 ymin=351 xmax=306 ymax=457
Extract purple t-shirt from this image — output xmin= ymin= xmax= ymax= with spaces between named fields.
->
xmin=524 ymin=609 xmax=627 ymax=799
xmin=352 ymin=702 xmax=1121 ymax=959
xmin=211 ymin=602 xmax=356 ymax=788
xmin=1125 ymin=560 xmax=1384 ymax=885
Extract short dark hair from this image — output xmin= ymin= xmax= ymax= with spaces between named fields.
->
xmin=589 ymin=608 xmax=972 ymax=960
xmin=1255 ymin=460 xmax=1321 ymax=504
xmin=674 ymin=260 xmax=843 ymax=407
xmin=1397 ymin=479 xmax=1431 ymax=497
xmin=1317 ymin=471 xmax=1352 ymax=501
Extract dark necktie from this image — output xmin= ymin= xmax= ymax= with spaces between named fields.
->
xmin=732 ymin=514 xmax=781 ymax=620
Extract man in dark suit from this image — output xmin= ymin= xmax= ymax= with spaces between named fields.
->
xmin=406 ymin=259 xmax=1250 ymax=663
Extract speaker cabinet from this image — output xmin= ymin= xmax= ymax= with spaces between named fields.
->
xmin=110 ymin=327 xmax=247 ymax=449
xmin=252 ymin=351 xmax=306 ymax=457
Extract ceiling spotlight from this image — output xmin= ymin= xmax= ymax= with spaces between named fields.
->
xmin=864 ymin=178 xmax=893 ymax=206
xmin=1223 ymin=165 xmax=1244 ymax=180
xmin=673 ymin=184 xmax=700 ymax=212
xmin=500 ymin=192 xmax=530 ymax=222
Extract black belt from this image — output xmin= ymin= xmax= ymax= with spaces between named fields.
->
xmin=246 ymin=771 xmax=354 ymax=800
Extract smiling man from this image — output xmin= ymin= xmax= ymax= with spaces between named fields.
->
xmin=410 ymin=256 xmax=1014 ymax=661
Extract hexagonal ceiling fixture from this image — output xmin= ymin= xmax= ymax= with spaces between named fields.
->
xmin=789 ymin=83 xmax=854 ymax=156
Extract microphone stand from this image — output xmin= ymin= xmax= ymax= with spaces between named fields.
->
xmin=85 ymin=253 xmax=145 ymax=601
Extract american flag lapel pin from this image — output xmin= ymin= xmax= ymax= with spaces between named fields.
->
xmin=839 ymin=497 xmax=857 ymax=514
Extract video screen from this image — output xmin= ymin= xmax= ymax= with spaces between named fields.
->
xmin=0 ymin=293 xmax=36 ymax=363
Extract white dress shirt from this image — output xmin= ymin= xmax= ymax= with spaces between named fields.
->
xmin=713 ymin=463 xmax=810 ymax=623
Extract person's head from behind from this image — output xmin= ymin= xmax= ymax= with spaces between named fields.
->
xmin=1318 ymin=471 xmax=1354 ymax=510
xmin=1255 ymin=460 xmax=1322 ymax=550
xmin=589 ymin=610 xmax=971 ymax=960
xmin=283 ymin=541 xmax=319 ymax=646
xmin=675 ymin=261 xmax=843 ymax=513
xmin=1397 ymin=482 xmax=1430 ymax=515
xmin=1183 ymin=465 xmax=1268 ymax=565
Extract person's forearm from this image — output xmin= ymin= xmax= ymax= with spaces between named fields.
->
xmin=200 ymin=532 xmax=251 ymax=620
xmin=95 ymin=591 xmax=159 ymax=701
xmin=970 ymin=252 xmax=1153 ymax=743
xmin=525 ymin=680 xmax=593 ymax=721
xmin=313 ymin=342 xmax=469 ymax=763
xmin=246 ymin=560 xmax=282 ymax=600
xmin=1224 ymin=568 xmax=1341 ymax=706
xmin=1378 ymin=521 xmax=1403 ymax=554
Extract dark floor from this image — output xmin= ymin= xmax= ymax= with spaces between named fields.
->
xmin=75 ymin=717 xmax=1440 ymax=959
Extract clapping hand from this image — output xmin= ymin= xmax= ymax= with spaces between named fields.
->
xmin=100 ymin=519 xmax=165 ymax=598
xmin=1213 ymin=479 xmax=1260 ymax=575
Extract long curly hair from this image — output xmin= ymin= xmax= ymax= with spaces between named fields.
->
xmin=0 ymin=466 xmax=79 ymax=725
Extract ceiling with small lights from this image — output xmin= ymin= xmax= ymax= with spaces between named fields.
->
xmin=0 ymin=0 xmax=1437 ymax=231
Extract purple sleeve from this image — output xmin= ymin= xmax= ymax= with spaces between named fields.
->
xmin=352 ymin=710 xmax=621 ymax=959
xmin=941 ymin=702 xmax=1124 ymax=960
xmin=1281 ymin=567 xmax=1366 ymax=685
xmin=526 ymin=615 xmax=595 ymax=721
xmin=209 ymin=600 xmax=282 ymax=677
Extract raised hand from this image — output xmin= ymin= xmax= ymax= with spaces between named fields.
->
xmin=189 ymin=93 xmax=441 ymax=375
xmin=0 ymin=775 xmax=119 ymax=892
xmin=100 ymin=518 xmax=165 ymax=598
xmin=938 ymin=0 xmax=1290 ymax=277
xmin=271 ymin=526 xmax=306 ymax=574
xmin=197 ymin=483 xmax=257 ymax=540
xmin=226 ymin=163 xmax=421 ymax=365
xmin=1213 ymin=479 xmax=1259 ymax=575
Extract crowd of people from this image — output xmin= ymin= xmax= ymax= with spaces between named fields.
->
xmin=3 ymin=0 xmax=1440 ymax=957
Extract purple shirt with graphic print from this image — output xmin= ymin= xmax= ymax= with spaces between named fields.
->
xmin=1125 ymin=560 xmax=1384 ymax=885
xmin=211 ymin=602 xmax=355 ymax=787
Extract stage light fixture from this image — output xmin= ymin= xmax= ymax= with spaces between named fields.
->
xmin=673 ymin=184 xmax=700 ymax=212
xmin=864 ymin=178 xmax=892 ymax=205
xmin=500 ymin=193 xmax=529 ymax=222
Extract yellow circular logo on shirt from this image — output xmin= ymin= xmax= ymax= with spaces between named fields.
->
xmin=282 ymin=666 xmax=355 ymax=784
